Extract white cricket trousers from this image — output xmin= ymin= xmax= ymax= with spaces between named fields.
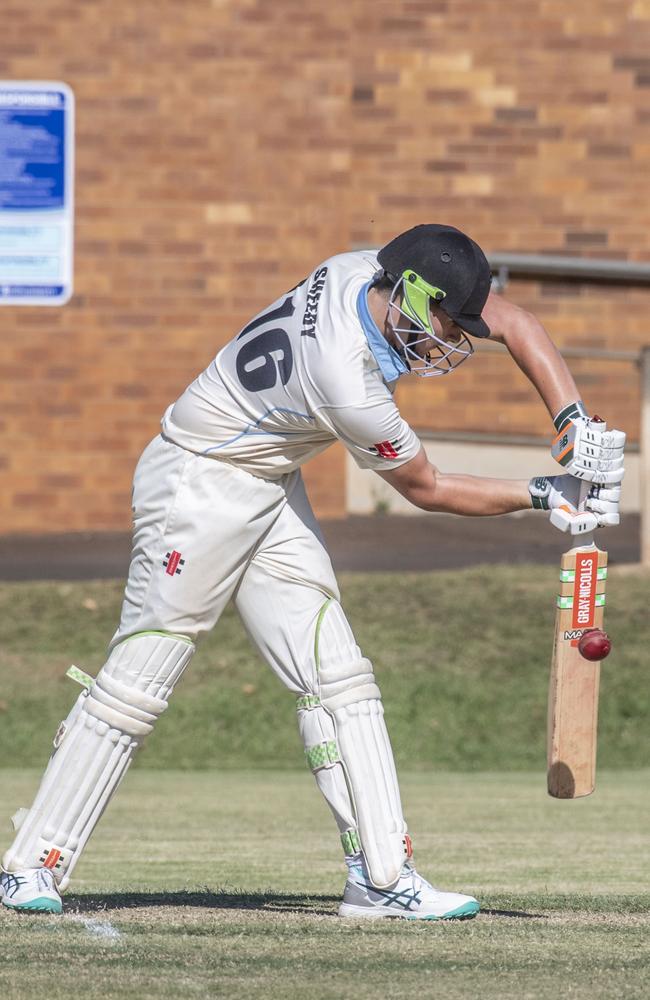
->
xmin=113 ymin=434 xmax=342 ymax=694
xmin=3 ymin=433 xmax=407 ymax=887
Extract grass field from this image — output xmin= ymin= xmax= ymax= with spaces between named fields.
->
xmin=1 ymin=569 xmax=647 ymax=996
xmin=1 ymin=769 xmax=649 ymax=1000
xmin=1 ymin=566 xmax=648 ymax=771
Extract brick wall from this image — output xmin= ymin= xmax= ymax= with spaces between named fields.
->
xmin=1 ymin=0 xmax=649 ymax=532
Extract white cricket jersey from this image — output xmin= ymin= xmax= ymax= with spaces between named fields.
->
xmin=162 ymin=251 xmax=421 ymax=479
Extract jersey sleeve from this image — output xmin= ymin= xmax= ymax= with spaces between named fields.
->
xmin=316 ymin=394 xmax=421 ymax=471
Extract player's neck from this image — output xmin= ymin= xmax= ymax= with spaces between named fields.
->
xmin=366 ymin=286 xmax=392 ymax=343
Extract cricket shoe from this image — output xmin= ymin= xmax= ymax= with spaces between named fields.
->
xmin=0 ymin=867 xmax=63 ymax=914
xmin=339 ymin=858 xmax=479 ymax=921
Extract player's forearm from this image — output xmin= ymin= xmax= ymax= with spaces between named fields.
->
xmin=381 ymin=455 xmax=531 ymax=515
xmin=483 ymin=294 xmax=580 ymax=421
xmin=410 ymin=469 xmax=531 ymax=516
xmin=505 ymin=320 xmax=579 ymax=421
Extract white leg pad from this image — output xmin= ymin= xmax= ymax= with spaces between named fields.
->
xmin=297 ymin=696 xmax=357 ymax=843
xmin=314 ymin=601 xmax=409 ymax=889
xmin=3 ymin=632 xmax=194 ymax=889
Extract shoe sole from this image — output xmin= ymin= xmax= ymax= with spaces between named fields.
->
xmin=2 ymin=897 xmax=63 ymax=915
xmin=339 ymin=900 xmax=479 ymax=921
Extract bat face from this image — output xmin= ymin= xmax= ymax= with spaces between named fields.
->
xmin=547 ymin=542 xmax=608 ymax=798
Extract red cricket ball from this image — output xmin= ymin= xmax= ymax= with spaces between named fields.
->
xmin=578 ymin=628 xmax=612 ymax=661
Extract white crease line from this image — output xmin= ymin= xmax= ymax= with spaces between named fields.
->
xmin=67 ymin=915 xmax=122 ymax=940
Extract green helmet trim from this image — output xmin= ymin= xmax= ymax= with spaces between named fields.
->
xmin=400 ymin=269 xmax=446 ymax=337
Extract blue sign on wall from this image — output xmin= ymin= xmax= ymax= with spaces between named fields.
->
xmin=0 ymin=82 xmax=74 ymax=305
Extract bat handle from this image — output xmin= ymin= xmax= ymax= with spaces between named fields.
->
xmin=578 ymin=415 xmax=604 ymax=547
xmin=578 ymin=480 xmax=595 ymax=548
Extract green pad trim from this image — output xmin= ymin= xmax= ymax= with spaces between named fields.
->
xmin=305 ymin=740 xmax=340 ymax=771
xmin=120 ymin=630 xmax=193 ymax=645
xmin=66 ymin=664 xmax=94 ymax=690
xmin=341 ymin=829 xmax=361 ymax=855
xmin=296 ymin=694 xmax=321 ymax=711
xmin=313 ymin=598 xmax=333 ymax=672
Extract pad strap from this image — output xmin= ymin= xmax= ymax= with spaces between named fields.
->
xmin=341 ymin=829 xmax=361 ymax=855
xmin=305 ymin=740 xmax=341 ymax=770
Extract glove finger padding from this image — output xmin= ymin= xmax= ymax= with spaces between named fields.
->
xmin=585 ymin=484 xmax=621 ymax=514
xmin=551 ymin=415 xmax=626 ymax=484
xmin=592 ymin=471 xmax=624 ymax=486
xmin=602 ymin=428 xmax=627 ymax=452
xmin=529 ymin=475 xmax=620 ymax=535
xmin=591 ymin=512 xmax=620 ymax=527
xmin=550 ymin=507 xmax=599 ymax=535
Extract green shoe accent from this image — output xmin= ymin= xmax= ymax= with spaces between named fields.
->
xmin=443 ymin=900 xmax=480 ymax=920
xmin=3 ymin=896 xmax=63 ymax=914
xmin=404 ymin=900 xmax=479 ymax=921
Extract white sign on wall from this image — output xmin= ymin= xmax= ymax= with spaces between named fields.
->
xmin=0 ymin=81 xmax=74 ymax=306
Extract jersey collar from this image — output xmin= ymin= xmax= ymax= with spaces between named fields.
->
xmin=356 ymin=282 xmax=409 ymax=383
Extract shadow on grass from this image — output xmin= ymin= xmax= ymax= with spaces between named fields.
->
xmin=65 ymin=891 xmax=545 ymax=921
xmin=66 ymin=889 xmax=340 ymax=917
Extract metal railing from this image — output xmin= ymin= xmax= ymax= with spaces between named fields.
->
xmin=489 ymin=252 xmax=650 ymax=289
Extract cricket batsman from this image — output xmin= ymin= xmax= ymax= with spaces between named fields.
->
xmin=1 ymin=224 xmax=625 ymax=918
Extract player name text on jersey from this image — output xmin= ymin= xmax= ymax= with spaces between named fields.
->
xmin=301 ymin=267 xmax=328 ymax=338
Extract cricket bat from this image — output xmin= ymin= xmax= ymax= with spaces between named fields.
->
xmin=547 ymin=526 xmax=608 ymax=799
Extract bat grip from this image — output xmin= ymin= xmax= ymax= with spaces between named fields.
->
xmin=577 ymin=414 xmax=604 ymax=546
xmin=578 ymin=480 xmax=595 ymax=547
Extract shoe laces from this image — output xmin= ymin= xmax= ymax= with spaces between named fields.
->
xmin=36 ymin=868 xmax=57 ymax=892
xmin=401 ymin=862 xmax=436 ymax=894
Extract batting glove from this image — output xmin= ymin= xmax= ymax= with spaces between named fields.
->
xmin=529 ymin=474 xmax=621 ymax=536
xmin=551 ymin=402 xmax=625 ymax=485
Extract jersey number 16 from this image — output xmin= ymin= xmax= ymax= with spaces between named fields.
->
xmin=235 ymin=296 xmax=296 ymax=392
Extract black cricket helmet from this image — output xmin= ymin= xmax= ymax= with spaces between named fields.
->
xmin=376 ymin=224 xmax=492 ymax=376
